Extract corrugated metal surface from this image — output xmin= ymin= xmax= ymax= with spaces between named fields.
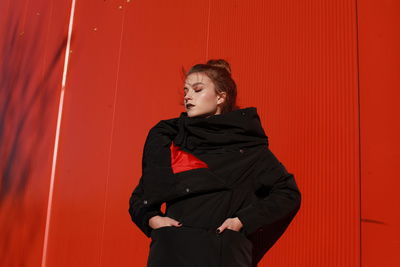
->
xmin=207 ymin=1 xmax=360 ymax=266
xmin=1 ymin=0 xmax=399 ymax=266
xmin=358 ymin=0 xmax=400 ymax=266
xmin=0 ymin=0 xmax=71 ymax=266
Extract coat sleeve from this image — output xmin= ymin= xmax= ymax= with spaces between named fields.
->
xmin=128 ymin=180 xmax=164 ymax=238
xmin=234 ymin=147 xmax=302 ymax=237
xmin=128 ymin=120 xmax=175 ymax=238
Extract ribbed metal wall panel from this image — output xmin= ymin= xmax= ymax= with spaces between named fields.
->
xmin=358 ymin=0 xmax=400 ymax=266
xmin=0 ymin=0 xmax=71 ymax=266
xmin=207 ymin=1 xmax=360 ymax=266
xmin=1 ymin=0 xmax=399 ymax=266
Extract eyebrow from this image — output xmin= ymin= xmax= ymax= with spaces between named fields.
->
xmin=184 ymin=82 xmax=205 ymax=88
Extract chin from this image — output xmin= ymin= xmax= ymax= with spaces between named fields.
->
xmin=187 ymin=110 xmax=213 ymax=118
xmin=187 ymin=111 xmax=201 ymax=118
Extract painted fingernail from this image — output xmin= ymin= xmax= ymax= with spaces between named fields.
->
xmin=216 ymin=229 xmax=220 ymax=234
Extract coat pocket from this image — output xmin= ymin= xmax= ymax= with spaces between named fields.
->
xmin=150 ymin=225 xmax=175 ymax=239
xmin=221 ymin=229 xmax=253 ymax=266
xmin=223 ymin=228 xmax=253 ymax=248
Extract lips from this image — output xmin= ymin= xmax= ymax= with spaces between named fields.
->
xmin=186 ymin=104 xmax=195 ymax=109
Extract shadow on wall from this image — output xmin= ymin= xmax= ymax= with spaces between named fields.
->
xmin=0 ymin=6 xmax=68 ymax=266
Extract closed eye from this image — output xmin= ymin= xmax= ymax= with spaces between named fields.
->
xmin=183 ymin=88 xmax=203 ymax=96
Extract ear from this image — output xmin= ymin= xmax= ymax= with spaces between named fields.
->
xmin=217 ymin=92 xmax=226 ymax=105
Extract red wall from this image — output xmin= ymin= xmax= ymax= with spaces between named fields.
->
xmin=0 ymin=0 xmax=398 ymax=266
xmin=358 ymin=0 xmax=400 ymax=266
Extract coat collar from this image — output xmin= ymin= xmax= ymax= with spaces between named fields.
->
xmin=172 ymin=106 xmax=268 ymax=152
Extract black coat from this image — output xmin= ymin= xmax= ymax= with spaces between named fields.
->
xmin=129 ymin=107 xmax=301 ymax=267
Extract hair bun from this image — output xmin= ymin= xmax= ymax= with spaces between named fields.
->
xmin=206 ymin=59 xmax=231 ymax=75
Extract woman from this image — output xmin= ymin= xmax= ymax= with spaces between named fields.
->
xmin=129 ymin=59 xmax=301 ymax=267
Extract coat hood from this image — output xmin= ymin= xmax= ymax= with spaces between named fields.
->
xmin=173 ymin=107 xmax=269 ymax=152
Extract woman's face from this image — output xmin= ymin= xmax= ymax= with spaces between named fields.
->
xmin=183 ymin=72 xmax=225 ymax=118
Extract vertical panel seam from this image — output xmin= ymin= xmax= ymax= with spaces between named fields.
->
xmin=98 ymin=4 xmax=127 ymax=267
xmin=354 ymin=0 xmax=362 ymax=266
xmin=205 ymin=0 xmax=211 ymax=60
xmin=41 ymin=0 xmax=77 ymax=267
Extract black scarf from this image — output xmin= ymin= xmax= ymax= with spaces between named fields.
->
xmin=173 ymin=107 xmax=269 ymax=152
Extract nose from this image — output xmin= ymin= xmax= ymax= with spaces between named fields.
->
xmin=184 ymin=92 xmax=192 ymax=102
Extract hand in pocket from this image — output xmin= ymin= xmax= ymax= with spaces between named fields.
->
xmin=149 ymin=215 xmax=182 ymax=230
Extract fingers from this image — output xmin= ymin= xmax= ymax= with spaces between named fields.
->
xmin=216 ymin=219 xmax=230 ymax=233
xmin=172 ymin=221 xmax=182 ymax=227
xmin=169 ymin=218 xmax=182 ymax=227
xmin=216 ymin=225 xmax=226 ymax=234
xmin=216 ymin=218 xmax=242 ymax=233
xmin=152 ymin=216 xmax=182 ymax=229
